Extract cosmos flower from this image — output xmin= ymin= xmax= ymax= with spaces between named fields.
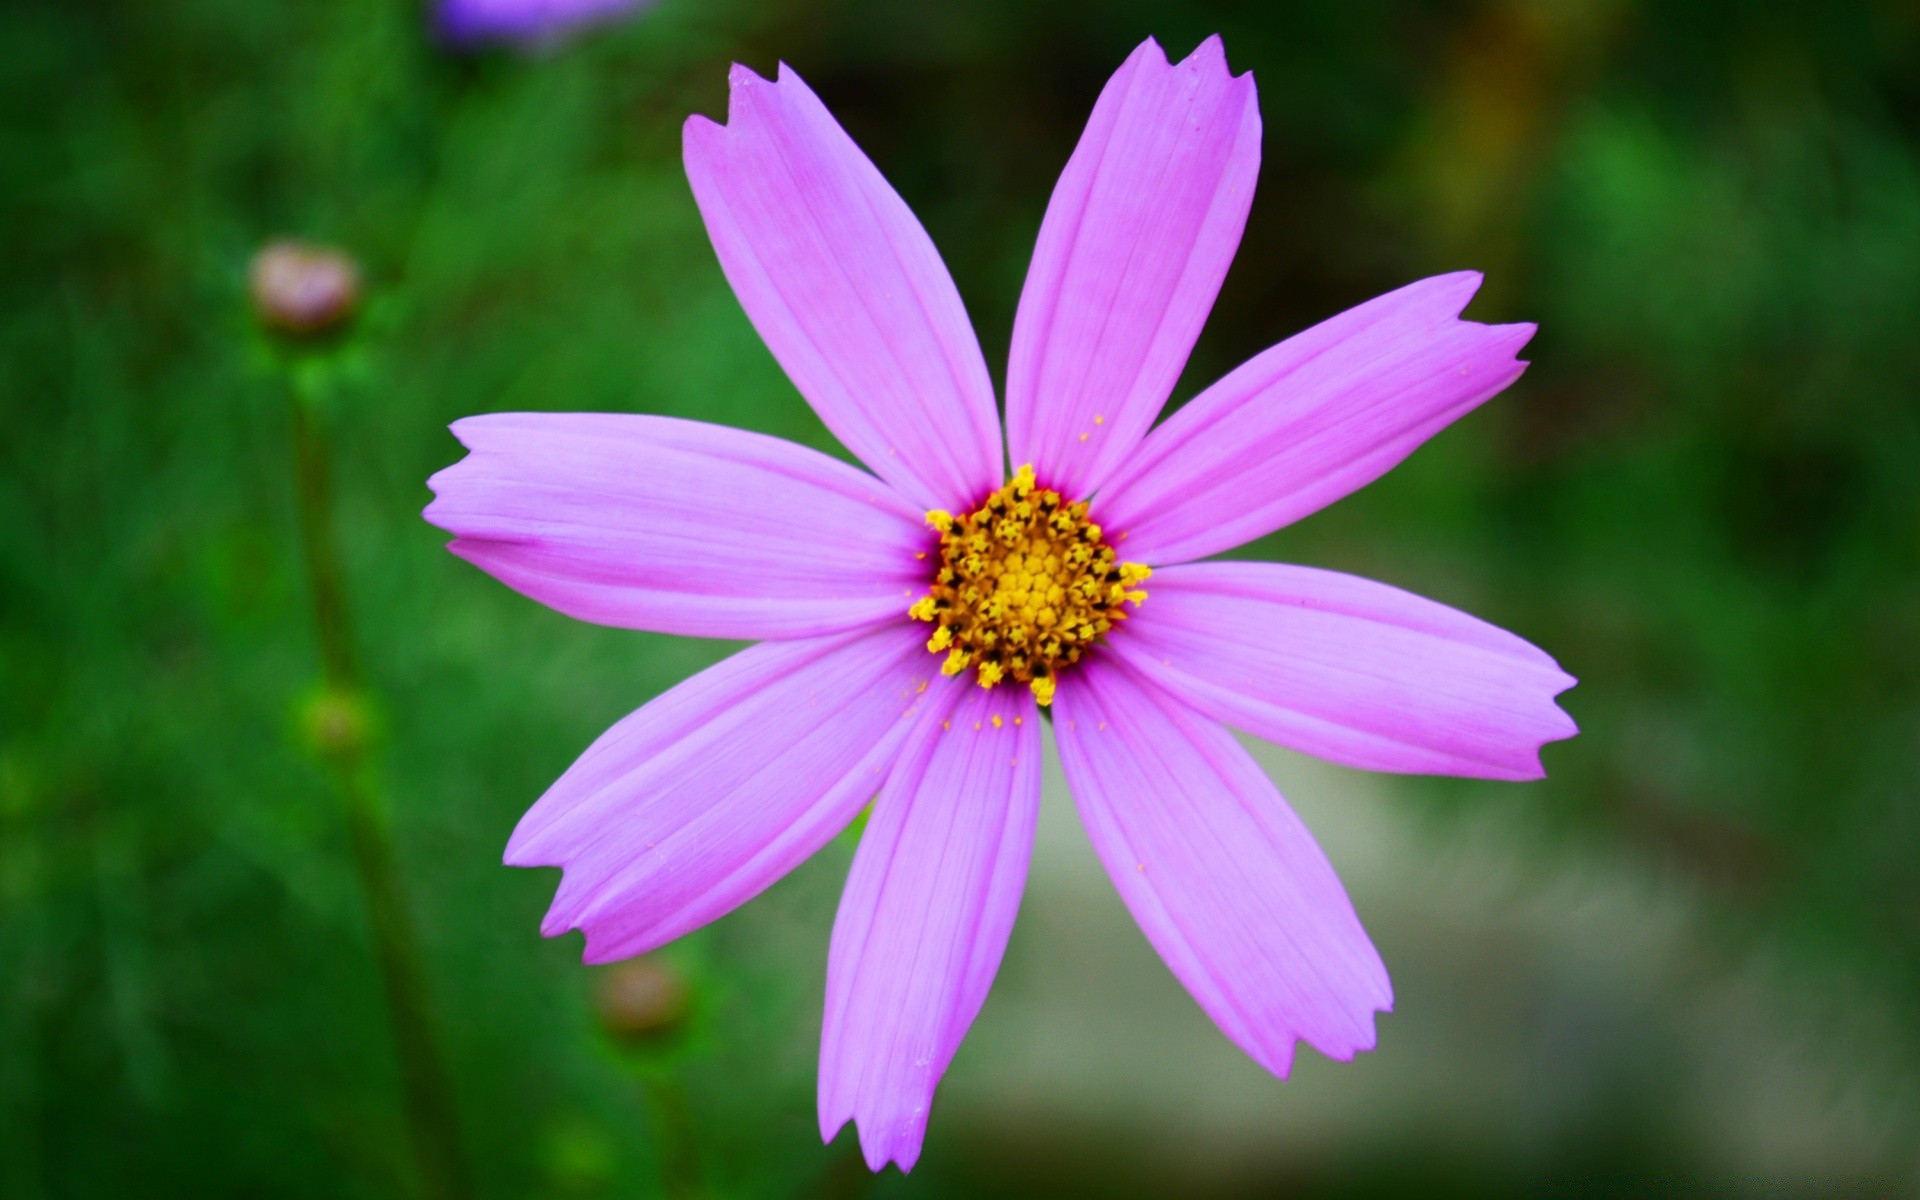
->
xmin=426 ymin=36 xmax=1576 ymax=1172
xmin=435 ymin=0 xmax=654 ymax=48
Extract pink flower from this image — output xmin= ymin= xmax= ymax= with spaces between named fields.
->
xmin=435 ymin=0 xmax=654 ymax=48
xmin=426 ymin=36 xmax=1576 ymax=1172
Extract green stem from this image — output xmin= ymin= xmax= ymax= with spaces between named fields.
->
xmin=291 ymin=398 xmax=359 ymax=687
xmin=638 ymin=1072 xmax=704 ymax=1200
xmin=291 ymin=394 xmax=471 ymax=1200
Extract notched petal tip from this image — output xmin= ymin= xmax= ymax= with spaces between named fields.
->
xmin=1185 ymin=32 xmax=1229 ymax=73
xmin=421 ymin=465 xmax=455 ymax=507
xmin=1319 ymin=1028 xmax=1378 ymax=1066
xmin=818 ymin=1112 xmax=920 ymax=1175
xmin=1525 ymin=677 xmax=1582 ymax=778
xmin=1174 ymin=32 xmax=1256 ymax=85
xmin=538 ymin=902 xmax=575 ymax=939
xmin=858 ymin=1124 xmax=922 ymax=1174
xmin=1131 ymin=31 xmax=1253 ymax=83
xmin=446 ymin=410 xmax=552 ymax=447
xmin=1508 ymin=719 xmax=1578 ymax=783
xmin=553 ymin=886 xmax=668 ymax=965
xmin=1281 ymin=986 xmax=1394 ymax=1075
xmin=1439 ymin=266 xmax=1486 ymax=293
xmin=502 ymin=844 xmax=547 ymax=871
xmin=579 ymin=932 xmax=635 ymax=967
xmin=682 ymin=110 xmax=721 ymax=150
xmin=817 ymin=1107 xmax=848 ymax=1148
xmin=1394 ymin=270 xmax=1486 ymax=326
xmin=1127 ymin=34 xmax=1169 ymax=66
xmin=1438 ymin=277 xmax=1534 ymax=352
xmin=438 ymin=536 xmax=524 ymax=574
xmin=720 ymin=59 xmax=808 ymax=116
xmin=502 ymin=815 xmax=557 ymax=869
xmin=687 ymin=61 xmax=777 ymax=134
xmin=726 ymin=60 xmax=768 ymax=93
xmin=421 ymin=439 xmax=485 ymax=512
xmin=1275 ymin=990 xmax=1393 ymax=1076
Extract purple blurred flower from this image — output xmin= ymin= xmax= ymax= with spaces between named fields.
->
xmin=436 ymin=0 xmax=654 ymax=48
xmin=249 ymin=240 xmax=360 ymax=335
xmin=427 ymin=36 xmax=1577 ymax=1172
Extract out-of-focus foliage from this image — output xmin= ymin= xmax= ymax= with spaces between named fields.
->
xmin=3 ymin=0 xmax=1918 ymax=1195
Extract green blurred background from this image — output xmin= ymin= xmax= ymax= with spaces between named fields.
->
xmin=6 ymin=0 xmax=1920 ymax=1194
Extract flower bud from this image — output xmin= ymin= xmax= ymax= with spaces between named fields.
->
xmin=592 ymin=955 xmax=692 ymax=1044
xmin=436 ymin=0 xmax=654 ymax=49
xmin=249 ymin=240 xmax=361 ymax=336
xmin=298 ymin=685 xmax=373 ymax=763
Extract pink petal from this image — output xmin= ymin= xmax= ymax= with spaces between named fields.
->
xmin=1097 ymin=272 xmax=1535 ymax=565
xmin=819 ymin=685 xmax=1039 ymax=1172
xmin=1005 ymin=35 xmax=1260 ymax=501
xmin=1054 ymin=660 xmax=1390 ymax=1077
xmin=435 ymin=0 xmax=652 ymax=47
xmin=425 ymin=412 xmax=929 ymax=641
xmin=507 ymin=623 xmax=938 ymax=963
xmin=684 ymin=64 xmax=1003 ymax=514
xmin=1111 ymin=562 xmax=1577 ymax=780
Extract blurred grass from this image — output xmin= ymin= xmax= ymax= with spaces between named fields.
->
xmin=5 ymin=0 xmax=1920 ymax=1194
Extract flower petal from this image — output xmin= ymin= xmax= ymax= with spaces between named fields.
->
xmin=507 ymin=623 xmax=937 ymax=963
xmin=684 ymin=64 xmax=1003 ymax=514
xmin=1097 ymin=272 xmax=1534 ymax=565
xmin=1111 ymin=562 xmax=1577 ymax=780
xmin=1005 ymin=35 xmax=1260 ymax=500
xmin=435 ymin=0 xmax=651 ymax=47
xmin=425 ymin=412 xmax=929 ymax=641
xmin=1054 ymin=660 xmax=1390 ymax=1076
xmin=819 ymin=684 xmax=1039 ymax=1173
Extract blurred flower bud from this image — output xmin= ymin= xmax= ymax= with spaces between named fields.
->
xmin=298 ymin=685 xmax=373 ymax=763
xmin=592 ymin=955 xmax=692 ymax=1044
xmin=249 ymin=240 xmax=361 ymax=336
xmin=435 ymin=0 xmax=655 ymax=49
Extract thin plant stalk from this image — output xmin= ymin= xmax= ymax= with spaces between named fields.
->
xmin=636 ymin=1071 xmax=702 ymax=1200
xmin=290 ymin=389 xmax=471 ymax=1200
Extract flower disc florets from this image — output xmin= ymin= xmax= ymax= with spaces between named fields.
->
xmin=908 ymin=465 xmax=1150 ymax=706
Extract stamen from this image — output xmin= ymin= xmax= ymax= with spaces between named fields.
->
xmin=908 ymin=464 xmax=1150 ymax=706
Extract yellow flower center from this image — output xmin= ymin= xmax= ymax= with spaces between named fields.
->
xmin=908 ymin=464 xmax=1150 ymax=707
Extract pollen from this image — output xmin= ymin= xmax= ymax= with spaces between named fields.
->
xmin=907 ymin=464 xmax=1150 ymax=706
